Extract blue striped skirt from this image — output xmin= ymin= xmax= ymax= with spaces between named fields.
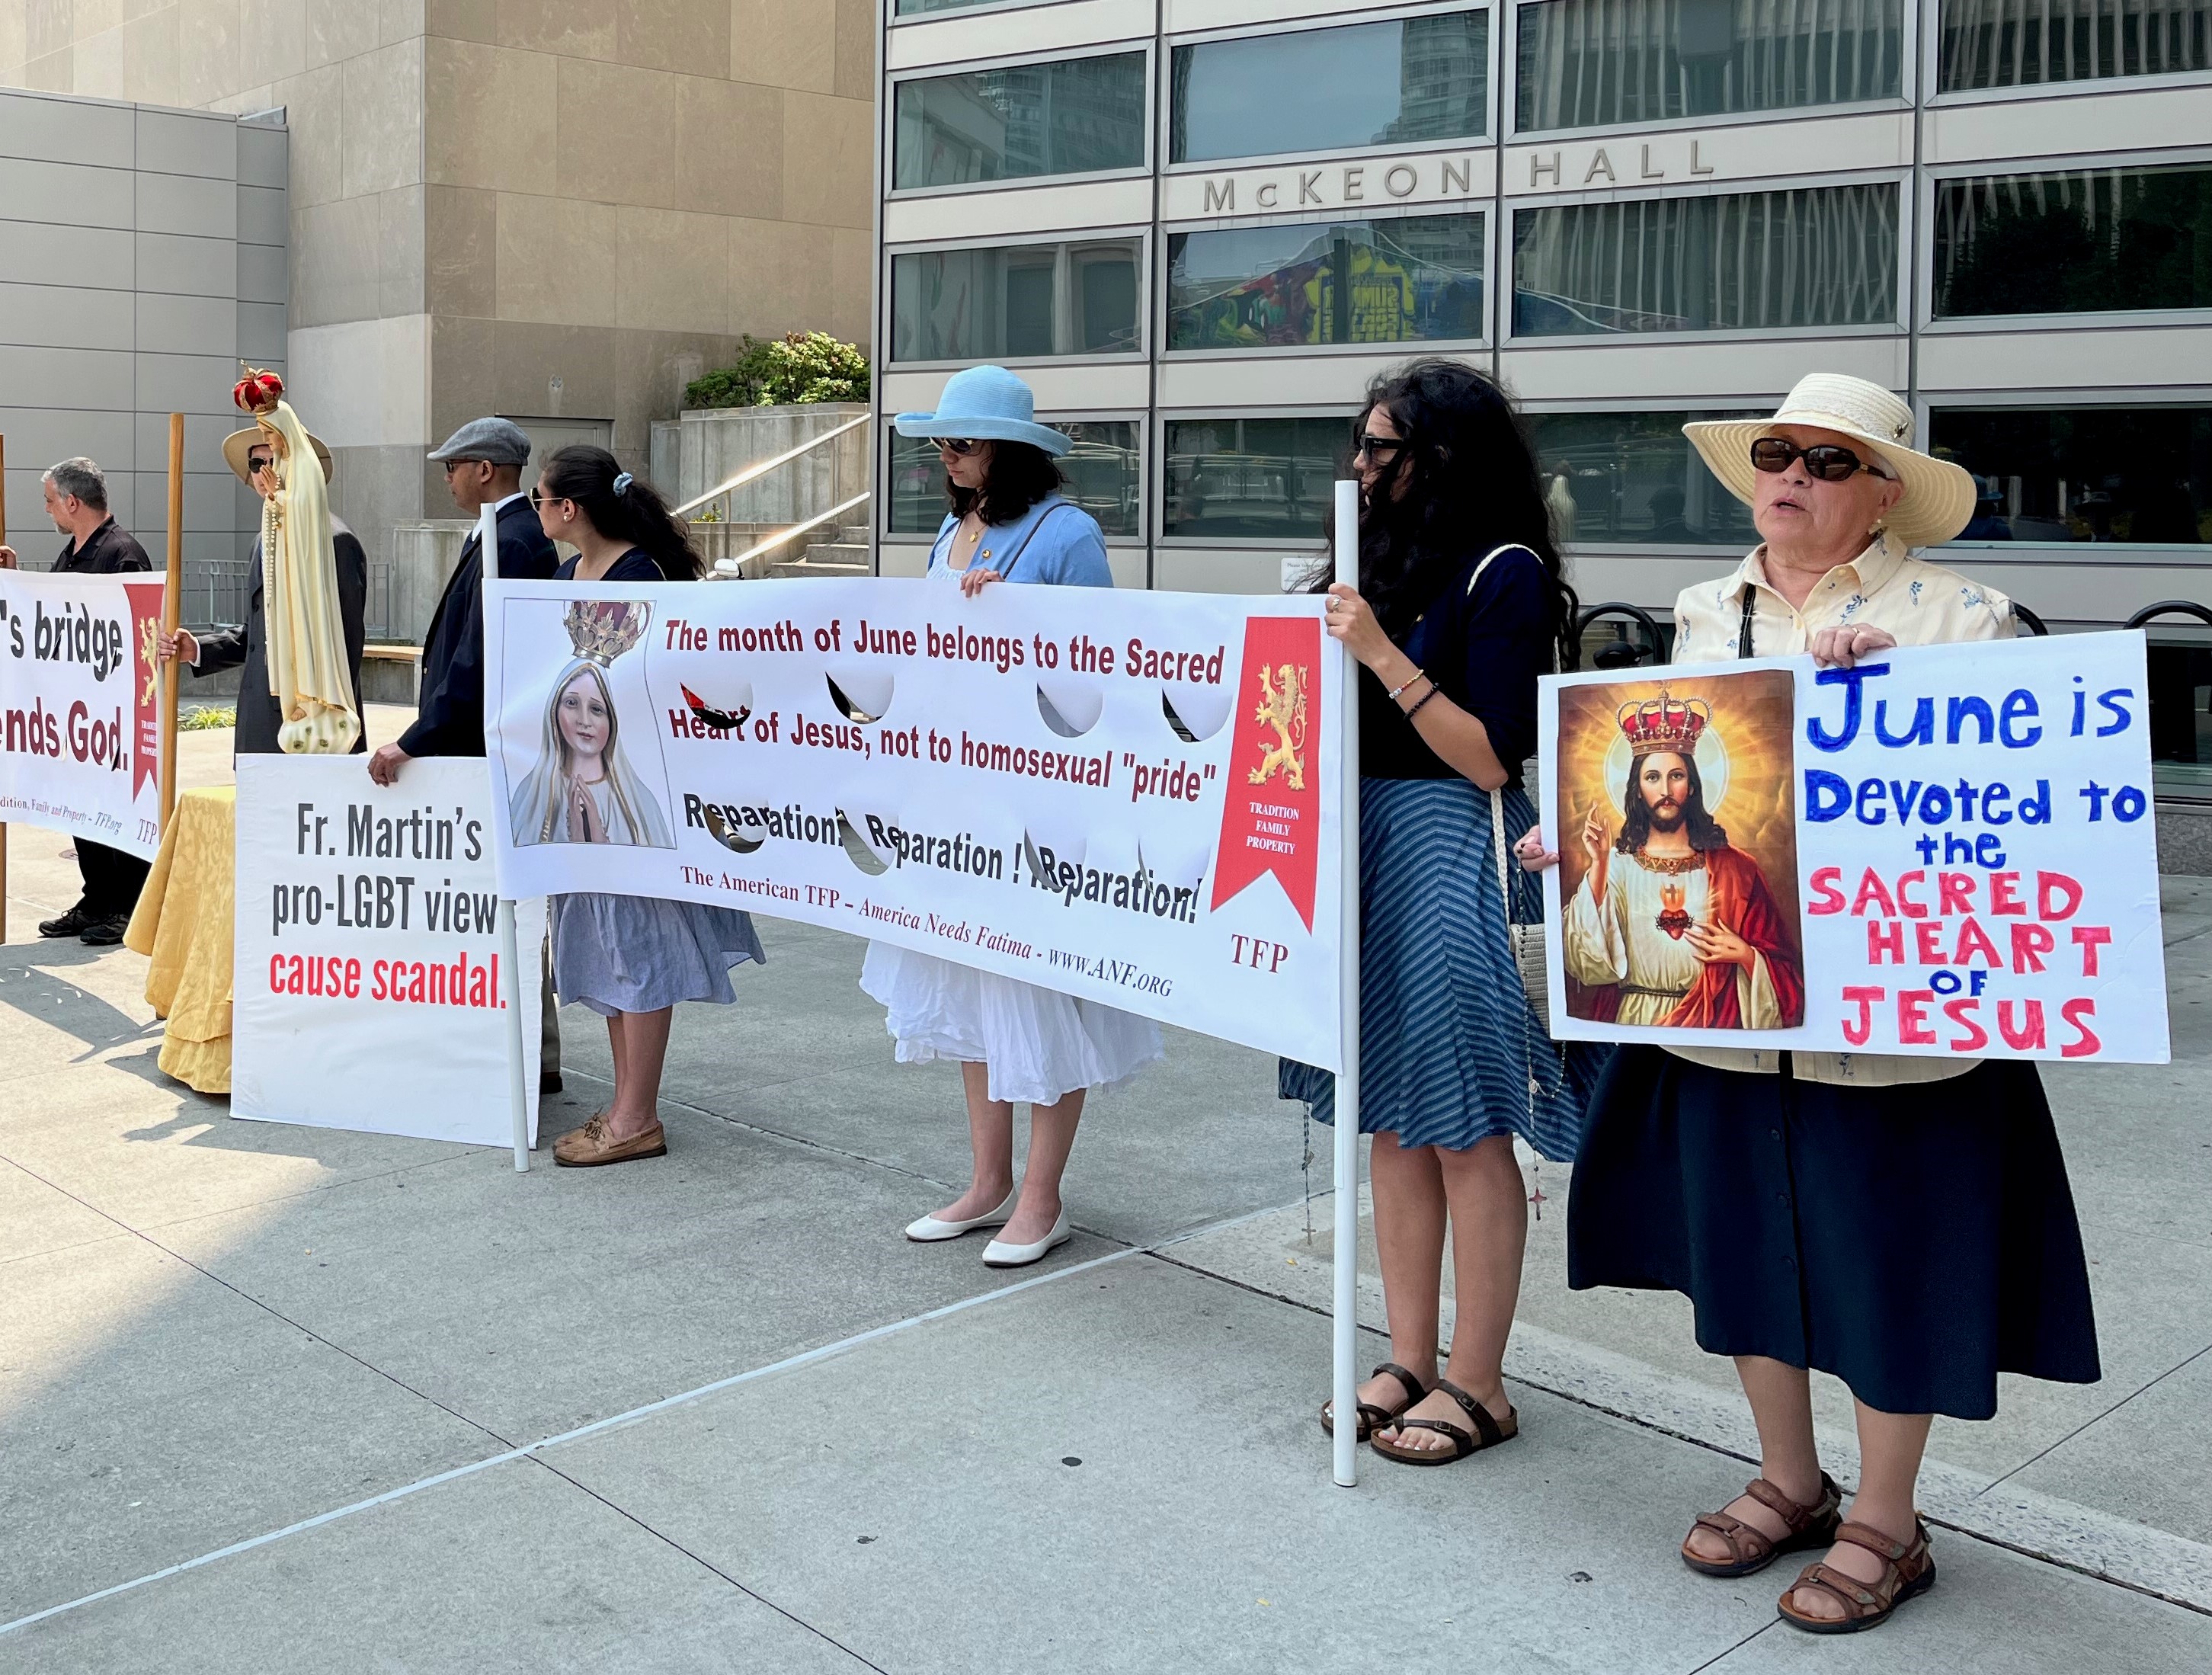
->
xmin=1281 ymin=777 xmax=1597 ymax=1160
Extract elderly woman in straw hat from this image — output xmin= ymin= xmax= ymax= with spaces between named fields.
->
xmin=1518 ymin=375 xmax=2099 ymax=1634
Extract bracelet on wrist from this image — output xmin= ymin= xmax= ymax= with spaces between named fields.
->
xmin=1405 ymin=684 xmax=1441 ymax=721
xmin=1385 ymin=668 xmax=1427 ymax=703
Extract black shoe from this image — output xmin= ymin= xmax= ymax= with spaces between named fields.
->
xmin=539 ymin=1071 xmax=564 ymax=1095
xmin=39 ymin=907 xmax=98 ymax=939
xmin=80 ymin=915 xmax=130 ymax=946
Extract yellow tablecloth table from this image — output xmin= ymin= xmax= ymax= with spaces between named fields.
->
xmin=124 ymin=785 xmax=235 ymax=1094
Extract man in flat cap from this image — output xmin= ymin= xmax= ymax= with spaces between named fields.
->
xmin=157 ymin=421 xmax=368 ymax=755
xmin=367 ymin=418 xmax=559 ymax=785
xmin=370 ymin=417 xmax=562 ymax=1091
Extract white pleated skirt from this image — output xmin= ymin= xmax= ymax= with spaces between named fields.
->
xmin=860 ymin=943 xmax=1163 ymax=1106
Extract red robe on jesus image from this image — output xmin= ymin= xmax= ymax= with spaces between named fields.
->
xmin=1564 ymin=844 xmax=1806 ymax=1030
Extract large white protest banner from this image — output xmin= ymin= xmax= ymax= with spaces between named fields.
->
xmin=1539 ymin=631 xmax=2168 ymax=1063
xmin=484 ymin=576 xmax=1344 ymax=1069
xmin=232 ymin=755 xmax=546 ymax=1144
xmin=0 ymin=568 xmax=165 ymax=859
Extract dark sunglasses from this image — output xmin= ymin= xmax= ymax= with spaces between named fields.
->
xmin=936 ymin=437 xmax=985 ymax=457
xmin=247 ymin=455 xmax=274 ymax=475
xmin=1352 ymin=431 xmax=1407 ymax=463
xmin=1749 ymin=437 xmax=1889 ymax=482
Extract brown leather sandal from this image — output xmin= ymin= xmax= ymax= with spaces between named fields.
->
xmin=1320 ymin=1362 xmax=1428 ymax=1443
xmin=1681 ymin=1472 xmax=1843 ymax=1578
xmin=1369 ymin=1378 xmax=1517 ymax=1465
xmin=1778 ymin=1518 xmax=1935 ymax=1635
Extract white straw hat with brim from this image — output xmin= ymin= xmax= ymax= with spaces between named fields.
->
xmin=892 ymin=364 xmax=1072 ymax=457
xmin=223 ymin=425 xmax=335 ymax=487
xmin=1682 ymin=373 xmax=1975 ymax=549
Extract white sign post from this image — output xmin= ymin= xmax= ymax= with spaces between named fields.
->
xmin=1330 ymin=479 xmax=1362 ymax=1490
xmin=232 ymin=755 xmax=546 ymax=1145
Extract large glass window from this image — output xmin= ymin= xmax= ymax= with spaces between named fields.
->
xmin=1933 ymin=164 xmax=2212 ymax=318
xmin=1526 ymin=411 xmax=1765 ymax=545
xmin=1162 ymin=417 xmax=1346 ymax=540
xmin=1928 ymin=405 xmax=2212 ymax=544
xmin=1512 ymin=182 xmax=1898 ymax=336
xmin=1516 ymin=0 xmax=1903 ymax=133
xmin=895 ymin=0 xmax=1000 ymax=13
xmin=892 ymin=240 xmax=1142 ymax=362
xmin=1166 ymin=214 xmax=1486 ymax=350
xmin=886 ymin=422 xmax=1143 ymax=538
xmin=1170 ymin=11 xmax=1490 ymax=165
xmin=893 ymin=54 xmax=1148 ymax=190
xmin=1938 ymin=0 xmax=2210 ymax=91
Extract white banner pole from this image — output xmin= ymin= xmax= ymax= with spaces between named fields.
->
xmin=1331 ymin=477 xmax=1362 ymax=1489
xmin=479 ymin=501 xmax=530 ymax=1174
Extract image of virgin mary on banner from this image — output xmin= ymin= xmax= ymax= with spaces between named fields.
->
xmin=1561 ymin=686 xmax=1805 ymax=1030
xmin=507 ymin=599 xmax=674 ymax=848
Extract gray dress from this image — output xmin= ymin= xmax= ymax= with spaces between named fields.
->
xmin=547 ymin=549 xmax=766 ymax=1015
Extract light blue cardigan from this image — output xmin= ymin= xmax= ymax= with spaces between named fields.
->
xmin=927 ymin=494 xmax=1112 ymax=587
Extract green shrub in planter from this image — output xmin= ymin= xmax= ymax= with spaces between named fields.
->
xmin=685 ymin=333 xmax=870 ymax=410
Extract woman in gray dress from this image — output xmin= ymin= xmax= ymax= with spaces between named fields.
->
xmin=528 ymin=446 xmax=767 ymax=1167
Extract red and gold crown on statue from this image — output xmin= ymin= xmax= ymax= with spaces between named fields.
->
xmin=1615 ymin=690 xmax=1712 ymax=758
xmin=564 ymin=600 xmax=647 ymax=666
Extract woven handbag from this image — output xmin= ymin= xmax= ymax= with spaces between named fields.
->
xmin=1490 ymin=785 xmax=1550 ymax=1032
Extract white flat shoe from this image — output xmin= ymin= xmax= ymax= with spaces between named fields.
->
xmin=905 ymin=1187 xmax=1018 ymax=1243
xmin=981 ymin=1210 xmax=1071 ymax=1268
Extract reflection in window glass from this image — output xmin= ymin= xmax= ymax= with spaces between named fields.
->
xmin=1526 ymin=411 xmax=1764 ymax=545
xmin=1938 ymin=0 xmax=2209 ymax=91
xmin=1167 ymin=215 xmax=1485 ymax=350
xmin=1162 ymin=418 xmax=1346 ymax=540
xmin=892 ymin=241 xmax=1142 ymax=362
xmin=1516 ymin=0 xmax=1903 ymax=133
xmin=1170 ymin=11 xmax=1489 ymax=165
xmin=895 ymin=0 xmax=998 ymax=13
xmin=886 ymin=423 xmax=1143 ymax=539
xmin=894 ymin=54 xmax=1148 ymax=190
xmin=1512 ymin=184 xmax=1897 ymax=336
xmin=1933 ymin=165 xmax=2212 ymax=318
xmin=1928 ymin=406 xmax=2212 ymax=545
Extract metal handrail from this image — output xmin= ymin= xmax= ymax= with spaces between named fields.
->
xmin=673 ymin=415 xmax=870 ymax=520
xmin=712 ymin=492 xmax=872 ymax=576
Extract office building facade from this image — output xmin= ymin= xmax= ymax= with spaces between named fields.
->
xmin=870 ymin=0 xmax=2212 ymax=799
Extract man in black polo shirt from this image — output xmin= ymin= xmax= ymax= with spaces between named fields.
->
xmin=0 ymin=459 xmax=155 ymax=944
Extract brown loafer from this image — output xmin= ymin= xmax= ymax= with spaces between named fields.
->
xmin=553 ymin=1113 xmax=667 ymax=1167
xmin=1778 ymin=1518 xmax=1935 ymax=1634
xmin=1682 ymin=1472 xmax=1843 ymax=1578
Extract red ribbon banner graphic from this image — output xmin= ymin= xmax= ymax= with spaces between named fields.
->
xmin=121 ymin=581 xmax=165 ymax=800
xmin=1209 ymin=614 xmax=1321 ymax=930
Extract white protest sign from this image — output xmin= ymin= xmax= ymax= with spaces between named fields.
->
xmin=1539 ymin=631 xmax=2168 ymax=1063
xmin=485 ymin=575 xmax=1344 ymax=1068
xmin=232 ymin=755 xmax=545 ymax=1143
xmin=0 ymin=568 xmax=165 ymax=858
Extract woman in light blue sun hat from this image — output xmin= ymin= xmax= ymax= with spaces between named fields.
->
xmin=863 ymin=366 xmax=1158 ymax=1267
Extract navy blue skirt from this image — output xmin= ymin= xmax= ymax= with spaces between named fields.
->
xmin=1280 ymin=777 xmax=1599 ymax=1160
xmin=1567 ymin=1048 xmax=2101 ymax=1420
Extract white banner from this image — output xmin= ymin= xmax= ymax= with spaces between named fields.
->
xmin=485 ymin=576 xmax=1345 ymax=1069
xmin=232 ymin=756 xmax=545 ymax=1144
xmin=1539 ymin=631 xmax=2169 ymax=1063
xmin=0 ymin=568 xmax=165 ymax=859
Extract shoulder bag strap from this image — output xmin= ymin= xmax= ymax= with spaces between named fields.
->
xmin=1467 ymin=542 xmax=1536 ymax=598
xmin=996 ymin=501 xmax=1075 ymax=581
xmin=1737 ymin=584 xmax=1758 ymax=659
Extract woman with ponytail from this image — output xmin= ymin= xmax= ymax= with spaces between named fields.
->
xmin=531 ymin=446 xmax=765 ymax=1167
xmin=1284 ymin=359 xmax=1600 ymax=1464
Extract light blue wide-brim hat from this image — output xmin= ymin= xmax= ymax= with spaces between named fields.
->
xmin=892 ymin=364 xmax=1071 ymax=457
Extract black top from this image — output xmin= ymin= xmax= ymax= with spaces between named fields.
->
xmin=401 ymin=497 xmax=560 ymax=757
xmin=190 ymin=520 xmax=369 ymax=755
xmin=52 ymin=517 xmax=152 ymax=575
xmin=1360 ymin=543 xmax=1551 ymax=785
xmin=555 ymin=549 xmax=663 ymax=582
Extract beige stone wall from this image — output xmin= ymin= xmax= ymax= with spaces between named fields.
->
xmin=3 ymin=0 xmax=876 ymax=588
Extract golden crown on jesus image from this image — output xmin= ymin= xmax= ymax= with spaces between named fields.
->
xmin=1616 ymin=690 xmax=1713 ymax=758
xmin=565 ymin=599 xmax=648 ymax=666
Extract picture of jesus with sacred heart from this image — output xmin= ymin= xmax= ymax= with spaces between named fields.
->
xmin=1561 ymin=689 xmax=1804 ymax=1030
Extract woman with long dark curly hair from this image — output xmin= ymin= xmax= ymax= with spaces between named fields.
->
xmin=528 ymin=446 xmax=765 ymax=1167
xmin=1285 ymin=357 xmax=1601 ymax=1465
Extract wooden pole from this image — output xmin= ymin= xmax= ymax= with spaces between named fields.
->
xmin=162 ymin=414 xmax=182 ymax=831
xmin=1 ymin=428 xmax=9 ymax=943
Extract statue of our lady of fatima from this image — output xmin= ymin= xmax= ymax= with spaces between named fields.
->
xmin=232 ymin=369 xmax=361 ymax=754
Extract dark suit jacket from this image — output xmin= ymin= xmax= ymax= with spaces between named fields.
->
xmin=401 ymin=497 xmax=559 ymax=757
xmin=192 ymin=518 xmax=368 ymax=755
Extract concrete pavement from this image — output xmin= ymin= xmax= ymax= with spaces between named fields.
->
xmin=2 ymin=707 xmax=2206 ymax=1670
